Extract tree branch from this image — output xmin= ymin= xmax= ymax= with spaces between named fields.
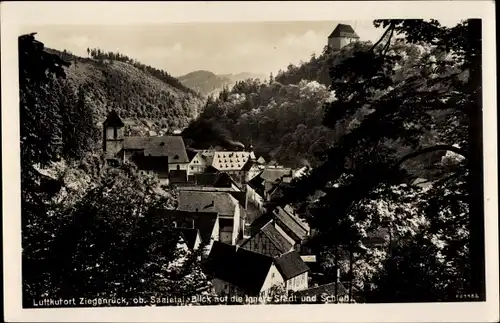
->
xmin=370 ymin=23 xmax=395 ymax=52
xmin=394 ymin=144 xmax=468 ymax=169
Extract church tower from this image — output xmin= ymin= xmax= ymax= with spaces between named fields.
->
xmin=102 ymin=110 xmax=125 ymax=160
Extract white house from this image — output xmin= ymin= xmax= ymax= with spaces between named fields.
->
xmin=204 ymin=242 xmax=310 ymax=303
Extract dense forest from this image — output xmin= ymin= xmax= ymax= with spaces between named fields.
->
xmin=43 ymin=47 xmax=205 ymax=132
xmin=183 ymin=39 xmax=449 ymax=172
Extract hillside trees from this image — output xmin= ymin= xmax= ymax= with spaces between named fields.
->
xmin=87 ymin=47 xmax=195 ymax=94
xmin=271 ymin=19 xmax=483 ymax=302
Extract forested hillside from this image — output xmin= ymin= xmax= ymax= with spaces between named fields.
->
xmin=44 ymin=47 xmax=205 ymax=132
xmin=183 ymin=39 xmax=450 ymax=173
xmin=178 ymin=70 xmax=266 ymax=97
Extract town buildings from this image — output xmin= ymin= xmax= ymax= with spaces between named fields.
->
xmin=101 ymin=110 xmax=321 ymax=302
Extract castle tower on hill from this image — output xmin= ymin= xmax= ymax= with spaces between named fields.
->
xmin=327 ymin=23 xmax=360 ymax=50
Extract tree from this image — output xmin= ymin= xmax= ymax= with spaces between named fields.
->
xmin=272 ymin=19 xmax=482 ymax=301
xmin=23 ymin=158 xmax=214 ymax=305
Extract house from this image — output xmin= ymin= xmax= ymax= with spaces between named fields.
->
xmin=177 ymin=190 xmax=244 ymax=245
xmin=211 ymin=151 xmax=255 ymax=185
xmin=327 ymin=23 xmax=360 ymax=51
xmin=274 ymin=251 xmax=310 ymax=292
xmin=101 ymin=110 xmax=190 ymax=181
xmin=148 ymin=209 xmax=219 ymax=254
xmin=204 ymin=242 xmax=310 ymax=301
xmin=240 ymin=220 xmax=295 ymax=258
xmin=188 ymin=150 xmax=215 ymax=175
xmin=248 ymin=167 xmax=294 ymax=201
xmin=250 ymin=206 xmax=310 ymax=247
xmin=203 ymin=241 xmax=282 ymax=300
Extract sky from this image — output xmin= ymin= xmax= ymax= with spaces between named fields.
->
xmin=24 ymin=21 xmax=388 ymax=77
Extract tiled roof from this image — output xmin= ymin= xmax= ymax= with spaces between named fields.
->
xmin=103 ymin=110 xmax=124 ymax=127
xmin=328 ymin=24 xmax=360 ymax=39
xmin=178 ymin=190 xmax=238 ymax=217
xmin=123 ymin=136 xmax=189 ymax=163
xmin=260 ymin=168 xmax=293 ymax=183
xmin=274 ymin=251 xmax=310 ymax=280
xmin=212 ymin=151 xmax=251 ymax=171
xmin=173 ymin=227 xmax=200 ymax=249
xmin=283 ymin=205 xmax=310 ymax=232
xmin=273 ymin=207 xmax=308 ymax=241
xmin=203 ymin=241 xmax=274 ymax=296
xmin=149 ymin=209 xmax=218 ymax=243
xmin=260 ymin=222 xmax=294 ymax=254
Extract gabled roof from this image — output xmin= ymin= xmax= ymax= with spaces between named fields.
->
xmin=178 ymin=190 xmax=239 ymax=217
xmin=283 ymin=204 xmax=310 ymax=232
xmin=260 ymin=168 xmax=293 ymax=183
xmin=212 ymin=151 xmax=251 ymax=171
xmin=149 ymin=209 xmax=218 ymax=243
xmin=241 ymin=221 xmax=294 ymax=255
xmin=173 ymin=227 xmax=200 ymax=249
xmin=328 ymin=24 xmax=360 ymax=39
xmin=103 ymin=110 xmax=124 ymax=127
xmin=203 ymin=241 xmax=275 ymax=296
xmin=123 ymin=136 xmax=189 ymax=163
xmin=274 ymin=251 xmax=310 ymax=280
xmin=273 ymin=207 xmax=308 ymax=241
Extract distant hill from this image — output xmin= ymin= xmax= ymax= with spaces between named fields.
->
xmin=178 ymin=70 xmax=266 ymax=97
xmin=45 ymin=48 xmax=205 ymax=133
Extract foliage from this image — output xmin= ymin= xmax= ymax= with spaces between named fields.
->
xmin=20 ymin=34 xmax=212 ymax=306
xmin=86 ymin=47 xmax=195 ymax=94
xmin=23 ymin=157 xmax=214 ymax=305
xmin=272 ymin=19 xmax=482 ymax=302
xmin=45 ymin=47 xmax=204 ymax=132
xmin=183 ymin=78 xmax=338 ymax=167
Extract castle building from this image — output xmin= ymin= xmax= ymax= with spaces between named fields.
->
xmin=327 ymin=23 xmax=360 ymax=50
xmin=102 ymin=110 xmax=189 ymax=184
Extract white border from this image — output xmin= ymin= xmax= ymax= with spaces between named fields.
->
xmin=2 ymin=1 xmax=498 ymax=322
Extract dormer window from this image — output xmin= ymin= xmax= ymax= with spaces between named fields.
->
xmin=174 ymin=155 xmax=179 ymax=160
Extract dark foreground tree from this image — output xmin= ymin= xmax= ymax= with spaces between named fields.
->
xmin=272 ymin=19 xmax=483 ymax=302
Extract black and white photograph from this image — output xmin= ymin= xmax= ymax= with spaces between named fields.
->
xmin=2 ymin=1 xmax=498 ymax=322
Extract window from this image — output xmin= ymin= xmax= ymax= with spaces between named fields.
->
xmin=177 ymin=165 xmax=180 ymax=170
xmin=113 ymin=127 xmax=117 ymax=139
xmin=191 ymin=166 xmax=194 ymax=170
xmin=174 ymin=155 xmax=179 ymax=160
